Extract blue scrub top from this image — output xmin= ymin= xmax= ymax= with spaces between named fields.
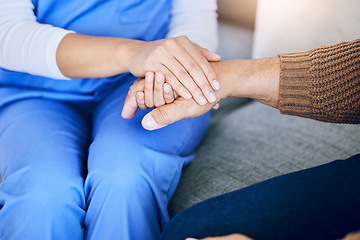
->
xmin=0 ymin=0 xmax=171 ymax=106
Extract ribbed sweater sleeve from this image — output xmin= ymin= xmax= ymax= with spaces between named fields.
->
xmin=279 ymin=39 xmax=360 ymax=124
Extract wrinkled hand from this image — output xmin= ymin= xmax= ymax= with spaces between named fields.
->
xmin=121 ymin=73 xmax=176 ymax=119
xmin=121 ymin=72 xmax=219 ymax=121
xmin=141 ymin=94 xmax=218 ymax=130
xmin=186 ymin=234 xmax=253 ymax=240
xmin=128 ymin=36 xmax=221 ymax=105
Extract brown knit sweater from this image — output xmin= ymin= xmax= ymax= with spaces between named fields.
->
xmin=279 ymin=39 xmax=360 ymax=124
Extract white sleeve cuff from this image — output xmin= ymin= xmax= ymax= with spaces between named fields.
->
xmin=166 ymin=0 xmax=218 ymax=53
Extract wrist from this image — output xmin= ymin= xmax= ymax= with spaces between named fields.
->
xmin=210 ymin=57 xmax=280 ymax=108
xmin=252 ymin=56 xmax=280 ymax=108
xmin=116 ymin=38 xmax=143 ymax=73
xmin=209 ymin=61 xmax=235 ymax=100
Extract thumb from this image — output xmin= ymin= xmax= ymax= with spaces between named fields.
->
xmin=200 ymin=48 xmax=221 ymax=62
xmin=142 ymin=98 xmax=215 ymax=131
xmin=121 ymin=91 xmax=138 ymax=119
xmin=142 ymin=101 xmax=186 ymax=130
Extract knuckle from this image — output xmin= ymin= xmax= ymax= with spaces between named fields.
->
xmin=190 ymin=86 xmax=202 ymax=96
xmin=177 ymin=69 xmax=188 ymax=80
xmin=188 ymin=62 xmax=199 ymax=71
xmin=206 ymin=69 xmax=216 ymax=79
xmin=157 ymin=107 xmax=172 ymax=123
xmin=164 ymin=38 xmax=177 ymax=49
xmin=155 ymin=85 xmax=163 ymax=92
xmin=179 ymin=35 xmax=189 ymax=42
xmin=201 ymin=82 xmax=211 ymax=91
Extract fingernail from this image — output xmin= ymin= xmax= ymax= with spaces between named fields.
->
xmin=186 ymin=238 xmax=198 ymax=240
xmin=142 ymin=115 xmax=158 ymax=130
xmin=208 ymin=91 xmax=216 ymax=102
xmin=155 ymin=72 xmax=163 ymax=82
xmin=199 ymin=95 xmax=207 ymax=105
xmin=146 ymin=72 xmax=154 ymax=82
xmin=136 ymin=92 xmax=144 ymax=100
xmin=184 ymin=91 xmax=192 ymax=99
xmin=212 ymin=80 xmax=220 ymax=90
xmin=164 ymin=84 xmax=171 ymax=93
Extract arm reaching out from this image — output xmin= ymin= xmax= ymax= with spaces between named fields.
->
xmin=141 ymin=58 xmax=281 ymax=130
xmin=141 ymin=38 xmax=360 ymax=130
xmin=57 ymin=34 xmax=220 ymax=105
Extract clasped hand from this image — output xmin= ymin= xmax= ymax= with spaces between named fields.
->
xmin=128 ymin=36 xmax=220 ymax=105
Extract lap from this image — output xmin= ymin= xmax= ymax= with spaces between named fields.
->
xmin=0 ymin=98 xmax=89 ymax=183
xmin=161 ymin=154 xmax=360 ymax=240
xmin=85 ymin=82 xmax=210 ymax=202
xmin=89 ymin=81 xmax=211 ymax=170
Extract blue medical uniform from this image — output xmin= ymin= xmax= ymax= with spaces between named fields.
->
xmin=0 ymin=1 xmax=210 ymax=239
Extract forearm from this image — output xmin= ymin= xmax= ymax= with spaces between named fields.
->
xmin=213 ymin=39 xmax=360 ymax=124
xmin=56 ymin=33 xmax=142 ymax=79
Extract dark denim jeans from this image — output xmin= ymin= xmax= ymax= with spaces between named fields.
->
xmin=161 ymin=154 xmax=360 ymax=240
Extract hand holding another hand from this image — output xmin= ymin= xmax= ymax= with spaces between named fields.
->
xmin=121 ymin=71 xmax=220 ymax=123
xmin=127 ymin=36 xmax=221 ymax=105
xmin=122 ymin=57 xmax=281 ymax=131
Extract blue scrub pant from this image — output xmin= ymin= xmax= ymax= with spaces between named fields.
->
xmin=160 ymin=154 xmax=360 ymax=240
xmin=0 ymin=81 xmax=210 ymax=240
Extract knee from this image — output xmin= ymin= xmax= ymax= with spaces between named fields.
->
xmin=87 ymin=166 xmax=152 ymax=199
xmin=4 ymin=167 xmax=85 ymax=216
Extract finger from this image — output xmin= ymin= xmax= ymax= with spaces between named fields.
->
xmin=163 ymin=83 xmax=175 ymax=104
xmin=142 ymin=98 xmax=214 ymax=131
xmin=145 ymin=72 xmax=155 ymax=108
xmin=136 ymin=92 xmax=148 ymax=110
xmin=159 ymin=65 xmax=192 ymax=100
xmin=142 ymin=100 xmax=187 ymax=130
xmin=171 ymin=48 xmax=217 ymax=103
xmin=200 ymin=47 xmax=221 ymax=62
xmin=212 ymin=103 xmax=220 ymax=110
xmin=183 ymin=39 xmax=221 ymax=91
xmin=154 ymin=72 xmax=166 ymax=107
xmin=161 ymin=59 xmax=207 ymax=106
xmin=121 ymin=82 xmax=144 ymax=119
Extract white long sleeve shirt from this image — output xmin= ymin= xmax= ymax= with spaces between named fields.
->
xmin=0 ymin=0 xmax=218 ymax=80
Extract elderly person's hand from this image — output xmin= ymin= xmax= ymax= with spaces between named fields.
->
xmin=121 ymin=73 xmax=220 ymax=121
xmin=138 ymin=57 xmax=280 ymax=130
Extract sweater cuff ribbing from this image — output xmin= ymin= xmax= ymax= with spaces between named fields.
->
xmin=279 ymin=51 xmax=314 ymax=119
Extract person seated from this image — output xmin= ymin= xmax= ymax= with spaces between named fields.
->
xmin=122 ymin=38 xmax=360 ymax=240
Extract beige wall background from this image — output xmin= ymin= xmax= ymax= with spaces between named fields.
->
xmin=217 ymin=0 xmax=258 ymax=30
xmin=217 ymin=0 xmax=360 ymax=59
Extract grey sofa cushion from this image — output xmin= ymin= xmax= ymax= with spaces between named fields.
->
xmin=168 ymin=101 xmax=360 ymax=217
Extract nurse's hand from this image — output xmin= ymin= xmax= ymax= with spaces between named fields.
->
xmin=121 ymin=71 xmax=219 ymax=120
xmin=127 ymin=36 xmax=221 ymax=106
